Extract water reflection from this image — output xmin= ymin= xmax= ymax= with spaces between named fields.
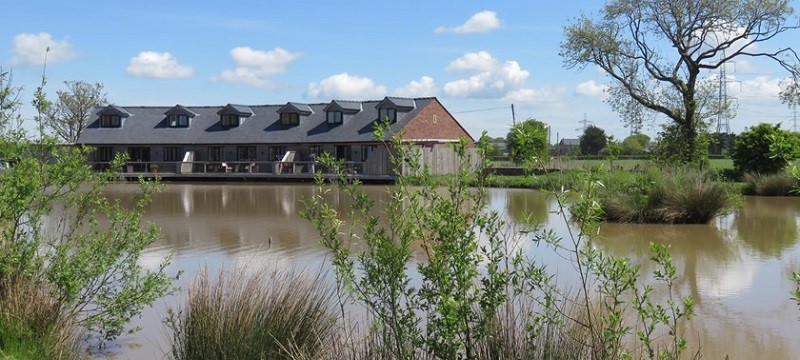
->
xmin=735 ymin=196 xmax=800 ymax=258
xmin=99 ymin=184 xmax=800 ymax=360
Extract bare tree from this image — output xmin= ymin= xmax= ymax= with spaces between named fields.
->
xmin=561 ymin=0 xmax=800 ymax=164
xmin=45 ymin=81 xmax=106 ymax=144
xmin=0 ymin=68 xmax=22 ymax=132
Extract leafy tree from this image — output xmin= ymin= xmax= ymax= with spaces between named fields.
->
xmin=708 ymin=132 xmax=737 ymax=155
xmin=653 ymin=123 xmax=710 ymax=167
xmin=561 ymin=0 xmax=800 ymax=164
xmin=0 ymin=73 xmax=175 ymax=344
xmin=476 ymin=132 xmax=502 ymax=158
xmin=579 ymin=125 xmax=607 ymax=155
xmin=621 ymin=133 xmax=651 ymax=155
xmin=732 ymin=123 xmax=799 ymax=174
xmin=506 ymin=118 xmax=549 ymax=165
xmin=44 ymin=80 xmax=106 ymax=144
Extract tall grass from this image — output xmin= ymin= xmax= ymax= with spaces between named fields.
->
xmin=166 ymin=268 xmax=336 ymax=360
xmin=600 ymin=169 xmax=731 ymax=224
xmin=0 ymin=276 xmax=83 ymax=360
xmin=742 ymin=172 xmax=799 ymax=196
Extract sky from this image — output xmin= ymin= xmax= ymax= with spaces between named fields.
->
xmin=1 ymin=0 xmax=799 ymax=142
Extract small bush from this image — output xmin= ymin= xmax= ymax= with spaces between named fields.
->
xmin=732 ymin=123 xmax=800 ymax=175
xmin=166 ymin=268 xmax=336 ymax=360
xmin=599 ymin=170 xmax=731 ymax=224
xmin=742 ymin=172 xmax=799 ymax=196
xmin=0 ymin=276 xmax=83 ymax=360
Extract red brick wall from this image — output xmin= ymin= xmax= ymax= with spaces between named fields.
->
xmin=401 ymin=99 xmax=474 ymax=146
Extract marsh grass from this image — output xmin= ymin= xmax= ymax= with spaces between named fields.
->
xmin=742 ymin=172 xmax=799 ymax=196
xmin=0 ymin=276 xmax=83 ymax=360
xmin=600 ymin=170 xmax=730 ymax=224
xmin=166 ymin=267 xmax=336 ymax=360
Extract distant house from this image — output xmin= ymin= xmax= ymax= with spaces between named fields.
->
xmin=77 ymin=97 xmax=475 ymax=178
xmin=556 ymin=138 xmax=580 ymax=155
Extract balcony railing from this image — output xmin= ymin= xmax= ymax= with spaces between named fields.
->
xmin=90 ymin=160 xmax=369 ymax=176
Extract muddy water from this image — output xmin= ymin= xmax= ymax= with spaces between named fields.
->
xmin=97 ymin=184 xmax=800 ymax=359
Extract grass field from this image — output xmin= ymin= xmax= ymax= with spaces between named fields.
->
xmin=491 ymin=157 xmax=734 ymax=171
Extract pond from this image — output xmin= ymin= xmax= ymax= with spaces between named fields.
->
xmin=97 ymin=184 xmax=800 ymax=359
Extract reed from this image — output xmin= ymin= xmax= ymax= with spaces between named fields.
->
xmin=601 ymin=169 xmax=730 ymax=224
xmin=166 ymin=267 xmax=336 ymax=360
xmin=0 ymin=276 xmax=83 ymax=360
xmin=742 ymin=172 xmax=798 ymax=196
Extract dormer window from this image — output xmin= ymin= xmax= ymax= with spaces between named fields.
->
xmin=379 ymin=108 xmax=396 ymax=122
xmin=100 ymin=115 xmax=121 ymax=127
xmin=221 ymin=113 xmax=240 ymax=127
xmin=327 ymin=111 xmax=343 ymax=124
xmin=165 ymin=104 xmax=196 ymax=128
xmin=97 ymin=105 xmax=130 ymax=128
xmin=277 ymin=102 xmax=311 ymax=127
xmin=217 ymin=104 xmax=253 ymax=128
xmin=169 ymin=114 xmax=189 ymax=127
xmin=281 ymin=113 xmax=299 ymax=125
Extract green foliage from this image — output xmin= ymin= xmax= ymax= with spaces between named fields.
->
xmin=579 ymin=125 xmax=607 ymax=155
xmin=621 ymin=133 xmax=650 ymax=155
xmin=598 ymin=169 xmax=732 ymax=224
xmin=506 ymin=118 xmax=549 ymax=165
xmin=732 ymin=123 xmax=799 ymax=175
xmin=477 ymin=131 xmax=502 ymax=158
xmin=304 ymin=119 xmax=697 ymax=359
xmin=166 ymin=268 xmax=335 ymax=360
xmin=742 ymin=172 xmax=799 ymax=196
xmin=653 ymin=123 xmax=710 ymax=168
xmin=0 ymin=134 xmax=176 ymax=343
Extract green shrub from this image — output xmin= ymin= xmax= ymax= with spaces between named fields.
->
xmin=0 ymin=276 xmax=83 ymax=360
xmin=599 ymin=170 xmax=731 ymax=224
xmin=166 ymin=268 xmax=336 ymax=360
xmin=742 ymin=172 xmax=799 ymax=196
xmin=732 ymin=123 xmax=800 ymax=175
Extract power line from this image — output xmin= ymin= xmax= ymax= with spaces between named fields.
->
xmin=451 ymin=106 xmax=508 ymax=114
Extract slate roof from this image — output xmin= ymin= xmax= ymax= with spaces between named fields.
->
xmin=324 ymin=100 xmax=362 ymax=113
xmin=78 ymin=97 xmax=438 ymax=145
xmin=97 ymin=105 xmax=131 ymax=117
xmin=559 ymin=138 xmax=580 ymax=146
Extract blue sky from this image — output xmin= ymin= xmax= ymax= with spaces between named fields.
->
xmin=1 ymin=0 xmax=798 ymax=141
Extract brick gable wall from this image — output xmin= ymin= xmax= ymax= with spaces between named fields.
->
xmin=401 ymin=99 xmax=474 ymax=146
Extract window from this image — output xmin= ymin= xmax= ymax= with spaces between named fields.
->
xmin=269 ymin=146 xmax=287 ymax=161
xmin=96 ymin=146 xmax=115 ymax=162
xmin=309 ymin=145 xmax=323 ymax=156
xmin=362 ymin=145 xmax=376 ymax=162
xmin=237 ymin=146 xmax=256 ymax=161
xmin=208 ymin=146 xmax=222 ymax=161
xmin=280 ymin=113 xmax=299 ymax=125
xmin=221 ymin=113 xmax=240 ymax=127
xmin=327 ymin=111 xmax=343 ymax=124
xmin=378 ymin=108 xmax=396 ymax=122
xmin=164 ymin=146 xmax=184 ymax=162
xmin=100 ymin=115 xmax=121 ymax=127
xmin=336 ymin=145 xmax=352 ymax=161
xmin=169 ymin=114 xmax=189 ymax=127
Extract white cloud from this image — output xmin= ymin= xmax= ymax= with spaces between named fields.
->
xmin=126 ymin=51 xmax=194 ymax=79
xmin=446 ymin=51 xmax=498 ymax=73
xmin=393 ymin=76 xmax=438 ymax=97
xmin=214 ymin=47 xmax=301 ymax=87
xmin=504 ymin=87 xmax=566 ymax=105
xmin=11 ymin=32 xmax=74 ymax=66
xmin=443 ymin=51 xmax=531 ymax=98
xmin=575 ymin=80 xmax=609 ymax=99
xmin=306 ymin=73 xmax=387 ymax=100
xmin=435 ymin=10 xmax=501 ymax=34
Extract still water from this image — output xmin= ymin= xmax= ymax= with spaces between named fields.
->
xmin=99 ymin=184 xmax=800 ymax=359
